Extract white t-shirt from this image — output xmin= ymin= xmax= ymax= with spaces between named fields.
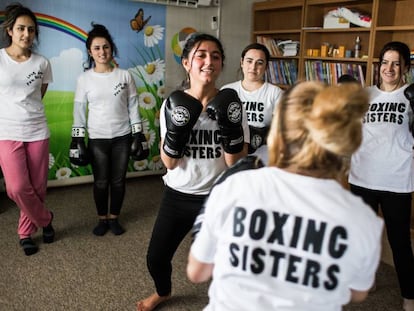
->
xmin=221 ymin=81 xmax=283 ymax=164
xmin=349 ymin=85 xmax=414 ymax=192
xmin=0 ymin=48 xmax=53 ymax=141
xmin=191 ymin=167 xmax=383 ymax=311
xmin=160 ymin=94 xmax=250 ymax=195
xmin=73 ymin=67 xmax=140 ymax=139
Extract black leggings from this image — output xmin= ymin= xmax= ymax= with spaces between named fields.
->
xmin=88 ymin=134 xmax=130 ymax=216
xmin=350 ymin=184 xmax=414 ymax=299
xmin=146 ymin=186 xmax=207 ymax=296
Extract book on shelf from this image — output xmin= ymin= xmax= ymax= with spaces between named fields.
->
xmin=304 ymin=60 xmax=365 ymax=86
xmin=266 ymin=59 xmax=298 ymax=85
xmin=256 ymin=35 xmax=282 ymax=57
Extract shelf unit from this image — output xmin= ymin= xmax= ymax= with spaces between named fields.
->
xmin=252 ymin=0 xmax=303 ymax=89
xmin=252 ymin=0 xmax=414 ymax=88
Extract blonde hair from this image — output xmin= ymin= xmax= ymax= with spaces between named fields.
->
xmin=267 ymin=81 xmax=369 ymax=179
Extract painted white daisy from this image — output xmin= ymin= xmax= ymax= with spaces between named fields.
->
xmin=138 ymin=92 xmax=157 ymax=110
xmin=144 ymin=59 xmax=165 ymax=84
xmin=148 ymin=155 xmax=164 ymax=171
xmin=144 ymin=25 xmax=164 ymax=48
xmin=133 ymin=159 xmax=148 ymax=171
xmin=56 ymin=167 xmax=72 ymax=180
xmin=48 ymin=153 xmax=55 ymax=169
xmin=157 ymin=85 xmax=167 ymax=99
xmin=145 ymin=129 xmax=156 ymax=147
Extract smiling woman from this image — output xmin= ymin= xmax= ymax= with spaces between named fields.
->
xmin=136 ymin=33 xmax=250 ymax=311
xmin=69 ymin=23 xmax=149 ymax=237
xmin=349 ymin=41 xmax=414 ymax=311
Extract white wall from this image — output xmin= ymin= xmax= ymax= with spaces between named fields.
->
xmin=164 ymin=0 xmax=257 ymax=94
xmin=219 ymin=0 xmax=257 ymax=85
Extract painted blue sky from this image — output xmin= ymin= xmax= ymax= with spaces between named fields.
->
xmin=3 ymin=0 xmax=166 ymax=91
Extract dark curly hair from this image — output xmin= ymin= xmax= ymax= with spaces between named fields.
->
xmin=179 ymin=33 xmax=225 ymax=89
xmin=84 ymin=23 xmax=118 ymax=70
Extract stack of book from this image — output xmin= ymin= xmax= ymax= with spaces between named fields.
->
xmin=256 ymin=36 xmax=300 ymax=57
xmin=277 ymin=40 xmax=300 ymax=57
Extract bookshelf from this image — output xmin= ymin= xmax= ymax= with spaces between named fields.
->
xmin=252 ymin=0 xmax=303 ymax=89
xmin=252 ymin=0 xmax=414 ymax=88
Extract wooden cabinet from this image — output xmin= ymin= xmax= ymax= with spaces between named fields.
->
xmin=252 ymin=0 xmax=303 ymax=88
xmin=252 ymin=0 xmax=414 ymax=88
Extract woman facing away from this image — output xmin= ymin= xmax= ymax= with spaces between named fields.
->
xmin=222 ymin=43 xmax=283 ymax=165
xmin=348 ymin=41 xmax=414 ymax=311
xmin=0 ymin=2 xmax=54 ymax=256
xmin=187 ymin=81 xmax=384 ymax=311
xmin=136 ymin=33 xmax=249 ymax=311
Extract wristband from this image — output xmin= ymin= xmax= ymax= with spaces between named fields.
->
xmin=131 ymin=122 xmax=143 ymax=134
xmin=72 ymin=127 xmax=86 ymax=138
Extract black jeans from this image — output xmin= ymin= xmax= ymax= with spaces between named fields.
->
xmin=146 ymin=186 xmax=207 ymax=296
xmin=350 ymin=184 xmax=414 ymax=299
xmin=88 ymin=134 xmax=130 ymax=216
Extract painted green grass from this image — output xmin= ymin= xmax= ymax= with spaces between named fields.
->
xmin=43 ymin=91 xmax=93 ymax=179
xmin=43 ymin=91 xmax=162 ymax=181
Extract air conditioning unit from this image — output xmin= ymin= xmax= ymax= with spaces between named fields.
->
xmin=128 ymin=0 xmax=218 ymax=8
xmin=198 ymin=0 xmax=219 ymax=6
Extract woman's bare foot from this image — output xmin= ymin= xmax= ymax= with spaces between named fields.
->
xmin=403 ymin=298 xmax=414 ymax=311
xmin=136 ymin=293 xmax=171 ymax=311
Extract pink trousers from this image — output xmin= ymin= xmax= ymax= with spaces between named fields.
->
xmin=0 ymin=140 xmax=52 ymax=238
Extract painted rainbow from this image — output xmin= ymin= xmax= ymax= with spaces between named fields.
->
xmin=0 ymin=11 xmax=87 ymax=42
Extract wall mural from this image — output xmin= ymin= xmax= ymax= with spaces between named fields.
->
xmin=171 ymin=26 xmax=196 ymax=64
xmin=0 ymin=0 xmax=166 ymax=186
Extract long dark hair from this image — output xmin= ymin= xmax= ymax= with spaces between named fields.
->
xmin=377 ymin=41 xmax=411 ymax=87
xmin=0 ymin=2 xmax=39 ymax=47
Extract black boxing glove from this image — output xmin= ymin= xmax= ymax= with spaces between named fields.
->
xmin=69 ymin=127 xmax=90 ymax=166
xmin=213 ymin=155 xmax=265 ymax=186
xmin=163 ymin=90 xmax=203 ymax=158
xmin=131 ymin=122 xmax=149 ymax=161
xmin=404 ymin=84 xmax=414 ymax=136
xmin=248 ymin=125 xmax=269 ymax=154
xmin=191 ymin=155 xmax=264 ymax=242
xmin=206 ymin=88 xmax=244 ymax=154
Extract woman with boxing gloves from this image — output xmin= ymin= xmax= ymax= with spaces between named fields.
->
xmin=349 ymin=41 xmax=414 ymax=311
xmin=222 ymin=42 xmax=283 ymax=165
xmin=0 ymin=3 xmax=54 ymax=256
xmin=136 ymin=33 xmax=249 ymax=311
xmin=70 ymin=23 xmax=148 ymax=236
